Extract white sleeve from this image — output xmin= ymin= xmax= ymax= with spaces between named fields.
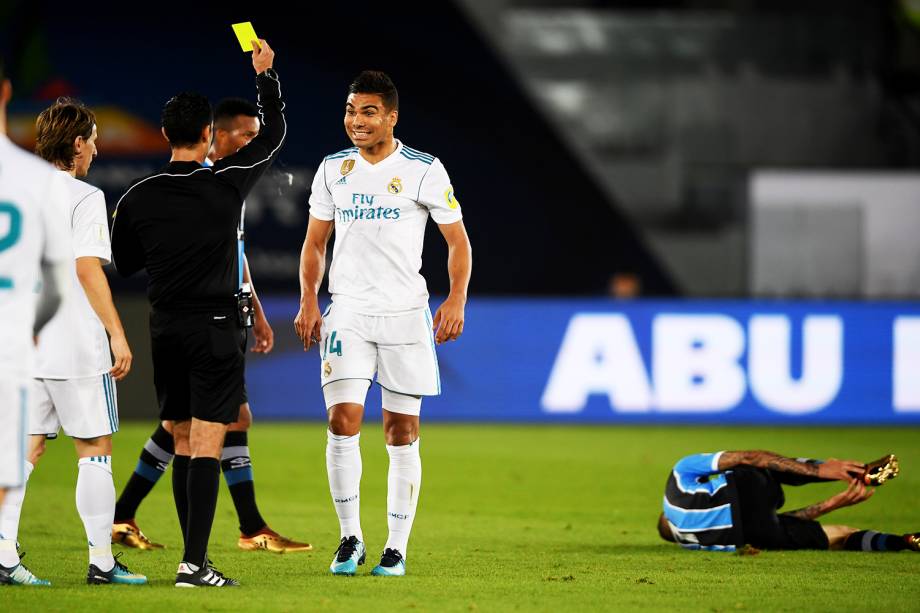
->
xmin=418 ymin=158 xmax=462 ymax=225
xmin=71 ymin=189 xmax=111 ymax=263
xmin=40 ymin=171 xmax=72 ymax=264
xmin=308 ymin=160 xmax=335 ymax=221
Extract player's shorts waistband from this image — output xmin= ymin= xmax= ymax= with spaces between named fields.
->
xmin=330 ymin=297 xmax=429 ymax=317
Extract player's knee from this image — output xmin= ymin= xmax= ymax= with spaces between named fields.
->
xmin=171 ymin=419 xmax=191 ymax=455
xmin=324 ymin=381 xmax=367 ymax=436
xmin=328 ymin=406 xmax=362 ymax=436
xmin=188 ymin=420 xmax=229 ymax=459
xmin=230 ymin=403 xmax=252 ymax=431
xmin=824 ymin=524 xmax=859 ymax=550
xmin=383 ymin=415 xmax=418 ymax=446
xmin=74 ymin=433 xmax=112 ymax=457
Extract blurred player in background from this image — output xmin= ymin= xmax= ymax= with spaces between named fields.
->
xmin=658 ymin=450 xmax=918 ymax=552
xmin=295 ymin=70 xmax=472 ymax=576
xmin=0 ymin=98 xmax=147 ymax=586
xmin=112 ymin=97 xmax=311 ymax=554
xmin=0 ymin=59 xmax=71 ymax=585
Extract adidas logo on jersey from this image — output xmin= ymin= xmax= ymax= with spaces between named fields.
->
xmin=335 ymin=176 xmax=348 ymax=185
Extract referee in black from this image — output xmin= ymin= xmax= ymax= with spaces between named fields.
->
xmin=111 ymin=40 xmax=283 ymax=587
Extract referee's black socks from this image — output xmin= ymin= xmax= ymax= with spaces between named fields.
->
xmin=185 ymin=457 xmax=221 ymax=567
xmin=221 ymin=431 xmax=267 ymax=535
xmin=114 ymin=423 xmax=175 ymax=522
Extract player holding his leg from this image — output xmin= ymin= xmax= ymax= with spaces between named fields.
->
xmin=657 ymin=450 xmax=918 ymax=552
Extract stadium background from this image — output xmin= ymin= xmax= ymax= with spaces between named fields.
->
xmin=3 ymin=1 xmax=920 ymax=609
xmin=6 ymin=0 xmax=920 ymax=427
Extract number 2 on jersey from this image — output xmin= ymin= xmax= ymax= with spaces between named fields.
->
xmin=325 ymin=330 xmax=343 ymax=358
xmin=0 ymin=201 xmax=23 ymax=289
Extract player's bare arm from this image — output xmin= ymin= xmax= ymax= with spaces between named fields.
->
xmin=718 ymin=450 xmax=865 ymax=481
xmin=781 ymin=478 xmax=874 ymax=520
xmin=294 ymin=215 xmax=334 ymax=350
xmin=432 ymin=220 xmax=472 ymax=345
xmin=75 ymin=255 xmax=132 ymax=380
xmin=243 ymin=254 xmax=273 ymax=353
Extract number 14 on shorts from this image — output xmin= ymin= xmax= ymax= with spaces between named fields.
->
xmin=323 ymin=331 xmax=343 ymax=358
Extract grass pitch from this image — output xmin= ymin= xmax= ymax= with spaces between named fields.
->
xmin=3 ymin=423 xmax=919 ymax=612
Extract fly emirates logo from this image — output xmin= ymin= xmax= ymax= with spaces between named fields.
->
xmin=336 ymin=193 xmax=402 ymax=222
xmin=540 ymin=313 xmax=920 ymax=415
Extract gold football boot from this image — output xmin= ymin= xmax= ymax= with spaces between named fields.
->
xmin=238 ymin=527 xmax=313 ymax=553
xmin=112 ymin=521 xmax=164 ymax=550
xmin=861 ymin=454 xmax=900 ymax=486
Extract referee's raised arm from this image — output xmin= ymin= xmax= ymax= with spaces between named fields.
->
xmin=213 ymin=39 xmax=286 ymax=200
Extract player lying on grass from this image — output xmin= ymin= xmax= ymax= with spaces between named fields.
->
xmin=657 ymin=450 xmax=918 ymax=552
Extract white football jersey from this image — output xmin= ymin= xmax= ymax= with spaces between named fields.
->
xmin=0 ymin=135 xmax=72 ymax=379
xmin=309 ymin=140 xmax=462 ymax=315
xmin=35 ymin=172 xmax=113 ymax=378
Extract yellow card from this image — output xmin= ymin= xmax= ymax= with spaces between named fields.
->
xmin=232 ymin=22 xmax=260 ymax=52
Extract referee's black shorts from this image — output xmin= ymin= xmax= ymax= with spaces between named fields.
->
xmin=150 ymin=308 xmax=245 ymax=424
xmin=734 ymin=467 xmax=829 ymax=550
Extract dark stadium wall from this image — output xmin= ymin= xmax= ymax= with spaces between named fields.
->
xmin=2 ymin=0 xmax=676 ymax=297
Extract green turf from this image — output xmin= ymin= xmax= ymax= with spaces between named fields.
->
xmin=3 ymin=423 xmax=919 ymax=611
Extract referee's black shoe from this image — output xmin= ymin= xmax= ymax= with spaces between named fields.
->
xmin=175 ymin=560 xmax=239 ymax=587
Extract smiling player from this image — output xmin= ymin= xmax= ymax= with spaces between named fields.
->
xmin=294 ymin=70 xmax=472 ymax=577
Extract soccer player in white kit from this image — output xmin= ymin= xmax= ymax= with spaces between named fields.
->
xmin=0 ymin=98 xmax=146 ymax=585
xmin=295 ymin=71 xmax=472 ymax=577
xmin=0 ymin=60 xmax=71 ymax=586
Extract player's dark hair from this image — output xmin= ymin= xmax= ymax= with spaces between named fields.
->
xmin=348 ymin=70 xmax=399 ymax=111
xmin=214 ymin=97 xmax=258 ymax=129
xmin=161 ymin=92 xmax=212 ymax=148
xmin=35 ymin=97 xmax=96 ymax=171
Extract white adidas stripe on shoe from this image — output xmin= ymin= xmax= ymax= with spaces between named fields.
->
xmin=175 ymin=561 xmax=239 ymax=587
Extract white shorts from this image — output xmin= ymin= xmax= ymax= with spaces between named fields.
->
xmin=0 ymin=377 xmax=28 ymax=488
xmin=31 ymin=373 xmax=119 ymax=439
xmin=320 ymin=303 xmax=440 ymax=397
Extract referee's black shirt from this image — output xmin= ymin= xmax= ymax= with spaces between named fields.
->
xmin=111 ymin=70 xmax=285 ymax=310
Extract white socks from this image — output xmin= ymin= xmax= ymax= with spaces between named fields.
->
xmin=384 ymin=439 xmax=422 ymax=559
xmin=326 ymin=431 xmax=423 ymax=559
xmin=76 ymin=456 xmax=115 ymax=572
xmin=0 ymin=456 xmax=116 ymax=572
xmin=326 ymin=431 xmax=363 ymax=541
xmin=0 ymin=460 xmax=33 ymax=567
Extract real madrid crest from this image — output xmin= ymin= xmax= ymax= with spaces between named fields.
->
xmin=323 ymin=361 xmax=332 ymax=378
xmin=340 ymin=159 xmax=355 ymax=176
xmin=387 ymin=177 xmax=403 ymax=194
